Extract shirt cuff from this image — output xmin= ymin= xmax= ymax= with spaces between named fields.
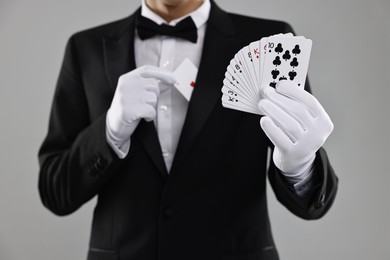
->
xmin=281 ymin=162 xmax=316 ymax=197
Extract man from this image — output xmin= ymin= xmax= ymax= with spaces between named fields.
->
xmin=38 ymin=0 xmax=338 ymax=259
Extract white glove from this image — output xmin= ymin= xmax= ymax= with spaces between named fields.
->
xmin=258 ymin=81 xmax=334 ymax=176
xmin=107 ymin=65 xmax=176 ymax=149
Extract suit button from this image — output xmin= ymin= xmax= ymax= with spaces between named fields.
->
xmin=314 ymin=202 xmax=324 ymax=209
xmin=163 ymin=208 xmax=175 ymax=219
xmin=94 ymin=157 xmax=106 ymax=170
xmin=89 ymin=157 xmax=107 ymax=177
xmin=318 ymin=193 xmax=325 ymax=203
xmin=314 ymin=193 xmax=325 ymax=209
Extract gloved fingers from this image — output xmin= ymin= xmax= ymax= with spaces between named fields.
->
xmin=260 ymin=116 xmax=292 ymax=150
xmin=275 ymin=80 xmax=326 ymax=118
xmin=158 ymin=82 xmax=172 ymax=93
xmin=142 ymin=83 xmax=160 ymax=97
xmin=259 ymin=99 xmax=303 ymax=143
xmin=262 ymin=86 xmax=313 ymax=130
xmin=277 ymin=81 xmax=334 ymax=135
xmin=117 ymin=70 xmax=160 ymax=96
xmin=140 ymin=104 xmax=157 ymax=122
xmin=142 ymin=90 xmax=159 ymax=106
xmin=140 ymin=67 xmax=176 ymax=85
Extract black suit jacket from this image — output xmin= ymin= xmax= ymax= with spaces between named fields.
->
xmin=38 ymin=2 xmax=338 ymax=260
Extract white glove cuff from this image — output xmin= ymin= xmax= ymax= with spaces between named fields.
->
xmin=280 ymin=155 xmax=315 ymax=181
xmin=275 ymin=150 xmax=316 ymax=178
xmin=106 ymin=114 xmax=131 ymax=159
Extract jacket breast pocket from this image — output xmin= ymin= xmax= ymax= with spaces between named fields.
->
xmin=87 ymin=248 xmax=119 ymax=260
xmin=221 ymin=246 xmax=279 ymax=260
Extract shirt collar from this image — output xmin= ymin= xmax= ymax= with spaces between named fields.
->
xmin=141 ymin=0 xmax=210 ymax=29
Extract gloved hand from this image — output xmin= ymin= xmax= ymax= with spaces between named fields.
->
xmin=107 ymin=65 xmax=176 ymax=145
xmin=258 ymin=81 xmax=334 ymax=175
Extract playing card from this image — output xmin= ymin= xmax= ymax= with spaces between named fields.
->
xmin=259 ymin=33 xmax=293 ymax=85
xmin=231 ymin=54 xmax=257 ymax=98
xmin=226 ymin=62 xmax=251 ymax=92
xmin=242 ymin=45 xmax=259 ymax=97
xmin=173 ymin=58 xmax=198 ymax=101
xmin=221 ymin=85 xmax=255 ymax=107
xmin=221 ymin=33 xmax=312 ymax=115
xmin=261 ymin=35 xmax=312 ymax=90
xmin=248 ymin=40 xmax=261 ymax=86
xmin=221 ymin=94 xmax=260 ymax=115
xmin=223 ymin=77 xmax=255 ymax=103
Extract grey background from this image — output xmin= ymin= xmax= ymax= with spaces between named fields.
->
xmin=0 ymin=0 xmax=389 ymax=259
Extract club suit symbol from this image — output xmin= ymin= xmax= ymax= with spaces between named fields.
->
xmin=288 ymin=70 xmax=297 ymax=80
xmin=282 ymin=50 xmax=291 ymax=61
xmin=275 ymin=43 xmax=283 ymax=54
xmin=271 ymin=69 xmax=280 ymax=79
xmin=273 ymin=56 xmax=281 ymax=66
xmin=292 ymin=44 xmax=301 ymax=55
xmin=290 ymin=57 xmax=299 ymax=68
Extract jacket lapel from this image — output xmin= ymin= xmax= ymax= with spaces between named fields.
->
xmin=103 ymin=8 xmax=168 ymax=179
xmin=170 ymin=1 xmax=241 ymax=175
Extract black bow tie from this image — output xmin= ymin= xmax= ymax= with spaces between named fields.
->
xmin=136 ymin=15 xmax=198 ymax=43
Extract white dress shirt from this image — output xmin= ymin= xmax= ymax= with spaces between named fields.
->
xmin=133 ymin=0 xmax=210 ymax=172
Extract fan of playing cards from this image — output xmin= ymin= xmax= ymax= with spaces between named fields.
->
xmin=221 ymin=33 xmax=313 ymax=115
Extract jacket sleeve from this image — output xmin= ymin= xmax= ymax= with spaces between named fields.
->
xmin=38 ymin=35 xmax=124 ymax=216
xmin=267 ymin=22 xmax=338 ymax=219
xmin=268 ymin=147 xmax=338 ymax=219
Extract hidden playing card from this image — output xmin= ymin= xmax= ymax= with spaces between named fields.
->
xmin=221 ymin=34 xmax=312 ymax=115
xmin=173 ymin=58 xmax=198 ymax=101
